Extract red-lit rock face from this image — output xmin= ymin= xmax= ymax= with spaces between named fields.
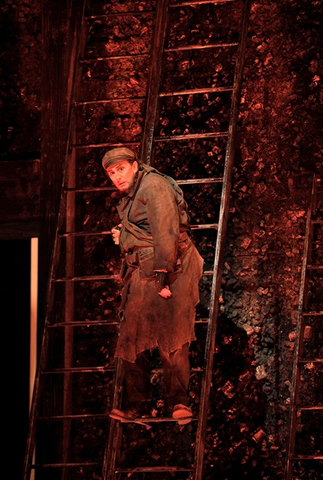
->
xmin=1 ymin=0 xmax=322 ymax=479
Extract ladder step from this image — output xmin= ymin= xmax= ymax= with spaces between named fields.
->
xmin=160 ymin=86 xmax=233 ymax=97
xmin=59 ymin=230 xmax=114 ymax=238
xmin=49 ymin=318 xmax=207 ymax=328
xmin=115 ymin=416 xmax=198 ymax=424
xmin=202 ymin=270 xmax=215 ymax=276
xmin=73 ymin=133 xmax=228 ymax=148
xmin=75 ymin=96 xmax=146 ymax=105
xmin=48 ymin=320 xmax=119 ymax=328
xmin=42 ymin=365 xmax=204 ymax=375
xmin=32 ymin=462 xmax=100 ymax=469
xmin=151 ymin=367 xmax=203 ymax=374
xmin=75 ymin=141 xmax=139 ymax=149
xmin=115 ymin=466 xmax=193 ymax=473
xmin=191 ymin=223 xmax=218 ymax=230
xmin=42 ymin=366 xmax=114 ymax=374
xmin=54 ymin=274 xmax=119 ymax=282
xmin=195 ymin=318 xmax=209 ymax=323
xmin=155 ymin=131 xmax=228 ymax=141
xmin=85 ymin=10 xmax=155 ymax=20
xmin=165 ymin=41 xmax=238 ymax=52
xmin=299 ymin=358 xmax=323 ymax=363
xmin=178 ymin=177 xmax=224 ymax=185
xmin=80 ymin=53 xmax=149 ymax=62
xmin=292 ymin=455 xmax=323 ymax=460
xmin=307 ymin=264 xmax=323 ymax=270
xmin=297 ymin=406 xmax=323 ymax=411
xmin=38 ymin=413 xmax=110 ymax=420
xmin=170 ymin=0 xmax=235 ymax=7
xmin=64 ymin=186 xmax=114 ymax=192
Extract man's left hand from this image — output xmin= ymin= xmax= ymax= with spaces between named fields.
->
xmin=155 ymin=271 xmax=172 ymax=298
xmin=158 ymin=285 xmax=172 ymax=298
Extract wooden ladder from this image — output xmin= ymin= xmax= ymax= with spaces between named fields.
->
xmin=285 ymin=175 xmax=323 ymax=480
xmin=23 ymin=1 xmax=252 ymax=479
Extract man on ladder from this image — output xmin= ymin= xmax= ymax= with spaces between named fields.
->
xmin=102 ymin=147 xmax=204 ymax=425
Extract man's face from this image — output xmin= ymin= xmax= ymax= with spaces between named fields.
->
xmin=106 ymin=160 xmax=138 ymax=192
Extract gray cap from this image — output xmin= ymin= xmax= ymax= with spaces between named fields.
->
xmin=102 ymin=147 xmax=136 ymax=170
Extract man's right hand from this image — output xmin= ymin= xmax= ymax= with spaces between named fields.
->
xmin=111 ymin=224 xmax=122 ymax=245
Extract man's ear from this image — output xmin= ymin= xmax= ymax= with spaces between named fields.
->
xmin=132 ymin=160 xmax=139 ymax=173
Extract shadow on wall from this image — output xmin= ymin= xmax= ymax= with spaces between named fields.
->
xmin=203 ymin=313 xmax=269 ymax=480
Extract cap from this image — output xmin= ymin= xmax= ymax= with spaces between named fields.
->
xmin=102 ymin=147 xmax=136 ymax=170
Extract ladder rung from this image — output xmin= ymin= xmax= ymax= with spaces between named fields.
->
xmin=54 ymin=274 xmax=119 ymax=282
xmin=202 ymin=270 xmax=215 ymax=276
xmin=86 ymin=10 xmax=154 ymax=21
xmin=191 ymin=223 xmax=218 ymax=230
xmin=297 ymin=406 xmax=323 ymax=411
xmin=303 ymin=311 xmax=323 ymax=316
xmin=292 ymin=455 xmax=323 ymax=460
xmin=165 ymin=41 xmax=238 ymax=52
xmin=75 ymin=96 xmax=145 ymax=105
xmin=43 ymin=366 xmax=203 ymax=376
xmin=160 ymin=86 xmax=232 ymax=97
xmin=170 ymin=0 xmax=235 ymax=7
xmin=177 ymin=177 xmax=223 ymax=185
xmin=64 ymin=186 xmax=115 ymax=192
xmin=75 ymin=141 xmax=139 ymax=149
xmin=116 ymin=416 xmax=198 ymax=424
xmin=59 ymin=230 xmax=113 ymax=238
xmin=155 ymin=131 xmax=228 ymax=141
xmin=32 ymin=462 xmax=100 ymax=469
xmin=307 ymin=264 xmax=323 ymax=270
xmin=42 ymin=366 xmax=114 ymax=374
xmin=299 ymin=358 xmax=323 ymax=363
xmin=48 ymin=320 xmax=119 ymax=327
xmin=151 ymin=367 xmax=203 ymax=374
xmin=116 ymin=466 xmax=193 ymax=473
xmin=38 ymin=413 xmax=109 ymax=421
xmin=80 ymin=53 xmax=149 ymax=63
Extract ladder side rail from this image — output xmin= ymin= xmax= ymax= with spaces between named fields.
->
xmin=193 ymin=1 xmax=252 ymax=478
xmin=62 ymin=122 xmax=78 ymax=478
xmin=23 ymin=2 xmax=87 ymax=478
xmin=285 ymin=174 xmax=318 ymax=480
xmin=139 ymin=0 xmax=170 ymax=165
xmin=103 ymin=358 xmax=125 ymax=480
xmin=305 ymin=175 xmax=318 ymax=275
xmin=60 ymin=5 xmax=89 ymax=468
xmin=311 ymin=175 xmax=319 ymax=217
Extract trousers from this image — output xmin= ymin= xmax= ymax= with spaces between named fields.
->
xmin=123 ymin=343 xmax=190 ymax=408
